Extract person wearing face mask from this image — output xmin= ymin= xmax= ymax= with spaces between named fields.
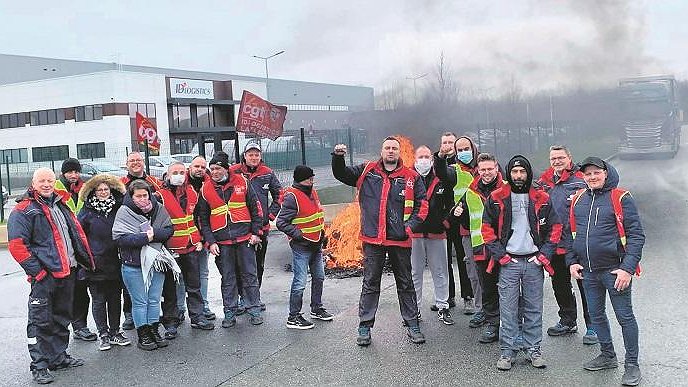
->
xmin=77 ymin=174 xmax=132 ymax=351
xmin=409 ymin=145 xmax=454 ymax=326
xmin=196 ymin=151 xmax=265 ymax=328
xmin=112 ymin=180 xmax=174 ymax=351
xmin=434 ymin=136 xmax=479 ymax=315
xmin=482 ymin=155 xmax=561 ymax=371
xmin=157 ymin=162 xmax=215 ymax=336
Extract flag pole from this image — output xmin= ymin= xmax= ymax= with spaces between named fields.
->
xmin=144 ymin=139 xmax=151 ymax=175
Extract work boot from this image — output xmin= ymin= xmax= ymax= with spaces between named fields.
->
xmin=122 ymin=313 xmax=135 ymax=330
xmin=248 ymin=313 xmax=264 ymax=326
xmin=479 ymin=324 xmax=499 ymax=343
xmin=32 ymin=369 xmax=54 ymax=384
xmin=547 ymin=322 xmax=578 ymax=336
xmin=73 ymin=327 xmax=97 ymax=341
xmin=204 ymin=310 xmax=217 ymax=321
xmin=469 ymin=311 xmax=487 ymax=328
xmin=136 ymin=325 xmax=157 ymax=351
xmin=357 ymin=326 xmax=371 ymax=346
xmin=621 ymin=364 xmax=642 ymax=386
xmin=163 ymin=324 xmax=177 ymax=340
xmin=190 ymin=318 xmax=215 ymax=330
xmin=406 ymin=325 xmax=426 ymax=344
xmin=49 ymin=355 xmax=84 ymax=371
xmin=583 ymin=354 xmax=618 ymax=371
xmin=150 ymin=323 xmax=169 ymax=348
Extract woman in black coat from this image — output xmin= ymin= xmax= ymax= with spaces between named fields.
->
xmin=78 ymin=174 xmax=131 ymax=351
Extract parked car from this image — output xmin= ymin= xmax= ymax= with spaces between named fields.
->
xmin=80 ymin=160 xmax=128 ymax=181
xmin=147 ymin=155 xmax=180 ymax=179
xmin=1 ymin=185 xmax=7 ymax=205
xmin=170 ymin=153 xmax=195 ymax=168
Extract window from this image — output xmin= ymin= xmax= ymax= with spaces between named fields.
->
xmin=129 ymin=103 xmax=155 ymax=118
xmin=75 ymin=105 xmax=103 ymax=122
xmin=0 ymin=148 xmax=29 ymax=163
xmin=197 ymin=105 xmax=214 ymax=127
xmin=0 ymin=115 xmax=8 ymax=129
xmin=146 ymin=104 xmax=156 ymax=118
xmin=30 ymin=111 xmax=39 ymax=126
xmin=178 ymin=105 xmax=191 ymax=128
xmin=47 ymin=109 xmax=57 ymax=125
xmin=76 ymin=106 xmax=85 ymax=121
xmin=38 ymin=110 xmax=48 ymax=125
xmin=32 ymin=145 xmax=69 ymax=162
xmin=77 ymin=142 xmax=106 ymax=159
xmin=56 ymin=109 xmax=65 ymax=123
xmin=94 ymin=105 xmax=103 ymax=120
xmin=84 ymin=105 xmax=94 ymax=121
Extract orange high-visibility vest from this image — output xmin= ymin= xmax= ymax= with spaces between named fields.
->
xmin=201 ymin=174 xmax=251 ymax=232
xmin=159 ymin=186 xmax=201 ymax=250
xmin=570 ymin=188 xmax=642 ymax=276
xmin=284 ymin=187 xmax=325 ymax=242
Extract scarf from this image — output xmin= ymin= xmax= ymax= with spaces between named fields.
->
xmin=88 ymin=194 xmax=116 ymax=216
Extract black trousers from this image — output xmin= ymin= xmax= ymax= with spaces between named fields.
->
xmin=176 ymin=250 xmax=205 ymax=322
xmin=236 ymin=235 xmax=268 ymax=294
xmin=216 ymin=243 xmax=261 ymax=316
xmin=550 ymin=253 xmax=591 ymax=327
xmin=71 ymin=273 xmax=90 ymax=330
xmin=359 ymin=243 xmax=418 ymax=328
xmin=447 ymin=231 xmax=473 ymax=300
xmin=477 ymin=260 xmax=500 ymax=326
xmin=27 ymin=271 xmax=76 ymax=371
xmin=160 ymin=269 xmax=179 ymax=328
xmin=89 ymin=280 xmax=122 ymax=336
xmin=122 ymin=285 xmax=132 ymax=315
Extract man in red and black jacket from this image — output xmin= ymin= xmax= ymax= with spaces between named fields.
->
xmin=196 ymin=151 xmax=264 ymax=328
xmin=536 ymin=145 xmax=596 ymax=344
xmin=482 ymin=155 xmax=561 ymax=371
xmin=8 ymin=168 xmax=95 ymax=384
xmin=229 ymin=142 xmax=282 ymax=309
xmin=332 ymin=137 xmax=428 ymax=346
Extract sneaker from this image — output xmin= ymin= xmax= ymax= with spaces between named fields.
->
xmin=236 ymin=298 xmax=246 ymax=316
xmin=448 ymin=298 xmax=456 ymax=308
xmin=547 ymin=322 xmax=578 ymax=336
xmin=204 ymin=310 xmax=217 ymax=321
xmin=438 ymin=309 xmax=455 ymax=325
xmin=109 ymin=332 xmax=131 ymax=346
xmin=496 ymin=355 xmax=512 ymax=371
xmin=49 ymin=355 xmax=84 ymax=371
xmin=621 ymin=364 xmax=642 ymax=386
xmin=286 ymin=314 xmax=315 ymax=330
xmin=357 ymin=326 xmax=371 ymax=346
xmin=122 ymin=313 xmax=135 ymax=330
xmin=221 ymin=317 xmax=237 ymax=328
xmin=249 ymin=314 xmax=264 ymax=325
xmin=73 ymin=327 xmax=97 ymax=341
xmin=583 ymin=354 xmax=619 ymax=371
xmin=190 ymin=319 xmax=215 ymax=330
xmin=407 ymin=325 xmax=426 ymax=344
xmin=163 ymin=325 xmax=177 ymax=340
xmin=469 ymin=311 xmax=487 ymax=328
xmin=150 ymin=323 xmax=169 ymax=348
xmin=463 ymin=298 xmax=476 ymax=315
xmin=479 ymin=324 xmax=499 ymax=343
xmin=430 ymin=304 xmax=439 ymax=312
xmin=527 ymin=349 xmax=547 ymax=368
xmin=32 ymin=369 xmax=54 ymax=384
xmin=402 ymin=312 xmax=422 ymax=327
xmin=98 ymin=335 xmax=111 ymax=351
xmin=310 ymin=308 xmax=334 ymax=321
xmin=583 ymin=328 xmax=599 ymax=345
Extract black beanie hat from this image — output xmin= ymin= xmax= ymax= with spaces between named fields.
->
xmin=506 ymin=154 xmax=533 ymax=194
xmin=293 ymin=165 xmax=315 ymax=183
xmin=61 ymin=158 xmax=82 ymax=174
xmin=209 ymin=151 xmax=230 ymax=169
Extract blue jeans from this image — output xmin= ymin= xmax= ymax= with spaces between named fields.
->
xmin=177 ymin=249 xmax=211 ymax=313
xmin=289 ymin=243 xmax=325 ymax=316
xmin=121 ymin=264 xmax=165 ymax=328
xmin=498 ymin=256 xmax=544 ymax=357
xmin=583 ymin=270 xmax=639 ymax=365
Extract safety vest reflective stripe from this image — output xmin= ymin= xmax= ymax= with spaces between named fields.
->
xmin=299 ymin=223 xmax=325 ymax=234
xmin=227 ymin=202 xmax=247 ymax=209
xmin=173 ymin=226 xmax=199 ymax=237
xmin=171 ymin=215 xmax=193 ymax=224
xmin=210 ymin=205 xmax=228 ymax=215
xmin=292 ymin=211 xmax=324 ymax=224
xmin=403 ymin=199 xmax=414 ymax=221
xmin=158 ymin=188 xmax=201 ymax=249
xmin=285 ymin=187 xmax=324 ymax=242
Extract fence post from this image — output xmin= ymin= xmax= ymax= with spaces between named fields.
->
xmin=4 ymin=156 xmax=10 ymax=195
xmin=300 ymin=127 xmax=306 ymax=165
xmin=144 ymin=139 xmax=151 ymax=175
xmin=347 ymin=126 xmax=353 ymax=166
xmin=492 ymin=126 xmax=498 ymax=158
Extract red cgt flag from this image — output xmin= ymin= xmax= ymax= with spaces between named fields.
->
xmin=236 ymin=90 xmax=287 ymax=140
xmin=135 ymin=112 xmax=160 ymax=151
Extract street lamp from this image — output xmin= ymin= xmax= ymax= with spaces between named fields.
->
xmin=252 ymin=50 xmax=285 ymax=101
xmin=405 ymin=73 xmax=428 ymax=103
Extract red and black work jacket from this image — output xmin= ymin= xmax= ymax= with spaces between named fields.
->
xmin=8 ymin=189 xmax=95 ymax=282
xmin=537 ymin=164 xmax=586 ymax=255
xmin=196 ymin=173 xmax=263 ymax=246
xmin=481 ymin=185 xmax=562 ymax=263
xmin=332 ymin=155 xmax=428 ymax=248
xmin=410 ymin=169 xmax=450 ymax=239
xmin=229 ymin=162 xmax=282 ymax=233
xmin=276 ymin=184 xmax=325 ymax=245
xmin=158 ymin=184 xmax=202 ymax=254
xmin=121 ymin=173 xmax=163 ymax=191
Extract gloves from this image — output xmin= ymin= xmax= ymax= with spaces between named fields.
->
xmin=534 ymin=254 xmax=555 ymax=276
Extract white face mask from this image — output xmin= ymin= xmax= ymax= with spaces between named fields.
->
xmin=414 ymin=158 xmax=432 ymax=176
xmin=169 ymin=174 xmax=185 ymax=186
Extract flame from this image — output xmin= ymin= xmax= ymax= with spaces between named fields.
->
xmin=324 ymin=135 xmax=415 ymax=270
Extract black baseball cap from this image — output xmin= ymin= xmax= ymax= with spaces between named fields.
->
xmin=578 ymin=156 xmax=607 ymax=171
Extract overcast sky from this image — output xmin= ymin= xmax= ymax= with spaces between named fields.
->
xmin=0 ymin=0 xmax=686 ymax=95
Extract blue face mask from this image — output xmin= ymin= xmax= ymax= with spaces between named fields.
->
xmin=457 ymin=150 xmax=473 ymax=164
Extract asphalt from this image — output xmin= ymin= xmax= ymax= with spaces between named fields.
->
xmin=1 ymin=142 xmax=688 ymax=386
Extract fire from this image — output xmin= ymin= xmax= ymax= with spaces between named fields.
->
xmin=324 ymin=135 xmax=416 ymax=270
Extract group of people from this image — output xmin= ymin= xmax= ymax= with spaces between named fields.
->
xmin=9 ymin=142 xmax=334 ymax=384
xmin=332 ymin=133 xmax=645 ymax=386
xmin=8 ymin=133 xmax=645 ymax=386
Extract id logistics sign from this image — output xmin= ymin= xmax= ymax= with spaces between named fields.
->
xmin=169 ymin=78 xmax=214 ymax=99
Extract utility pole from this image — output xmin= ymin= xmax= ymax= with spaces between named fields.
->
xmin=252 ymin=50 xmax=285 ymax=101
xmin=405 ymin=73 xmax=428 ymax=103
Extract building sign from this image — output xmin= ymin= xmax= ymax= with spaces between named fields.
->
xmin=236 ymin=90 xmax=287 ymax=140
xmin=169 ymin=78 xmax=214 ymax=99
